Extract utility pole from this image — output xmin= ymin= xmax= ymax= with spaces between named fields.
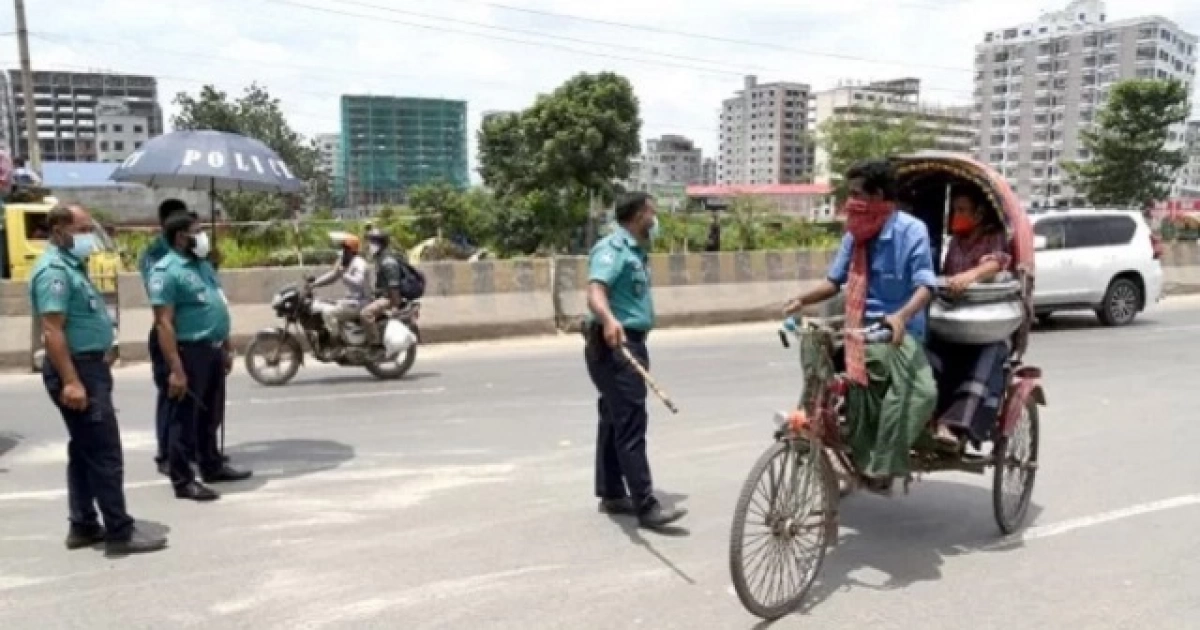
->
xmin=14 ymin=0 xmax=41 ymax=171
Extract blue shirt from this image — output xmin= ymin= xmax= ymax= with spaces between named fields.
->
xmin=28 ymin=247 xmax=115 ymax=353
xmin=587 ymin=226 xmax=655 ymax=331
xmin=827 ymin=211 xmax=937 ymax=341
xmin=147 ymin=251 xmax=231 ymax=343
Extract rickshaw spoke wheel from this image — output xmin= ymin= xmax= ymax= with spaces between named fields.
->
xmin=730 ymin=440 xmax=834 ymax=621
xmin=992 ymin=399 xmax=1040 ymax=535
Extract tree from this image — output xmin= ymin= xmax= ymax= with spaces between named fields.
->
xmin=1064 ymin=79 xmax=1191 ymax=207
xmin=172 ymin=84 xmax=321 ymax=222
xmin=818 ymin=106 xmax=937 ymax=201
xmin=408 ymin=182 xmax=494 ymax=246
xmin=478 ymin=72 xmax=641 ymax=252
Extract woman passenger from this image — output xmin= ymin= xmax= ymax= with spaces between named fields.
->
xmin=929 ymin=187 xmax=1012 ymax=448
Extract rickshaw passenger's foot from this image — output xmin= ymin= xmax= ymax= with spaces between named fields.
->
xmin=638 ymin=503 xmax=687 ymax=530
xmin=598 ymin=497 xmax=636 ymax=516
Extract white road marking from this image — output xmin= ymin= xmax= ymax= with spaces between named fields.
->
xmin=986 ymin=493 xmax=1200 ymax=549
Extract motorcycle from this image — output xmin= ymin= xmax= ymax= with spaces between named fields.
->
xmin=243 ymin=279 xmax=420 ymax=386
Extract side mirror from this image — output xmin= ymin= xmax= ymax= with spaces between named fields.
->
xmin=1032 ymin=235 xmax=1048 ymax=251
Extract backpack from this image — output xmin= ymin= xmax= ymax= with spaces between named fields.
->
xmin=397 ymin=259 xmax=426 ymax=300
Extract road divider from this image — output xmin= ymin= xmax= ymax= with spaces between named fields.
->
xmin=3 ymin=243 xmax=1200 ymax=370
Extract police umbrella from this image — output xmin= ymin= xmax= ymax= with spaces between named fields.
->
xmin=108 ymin=130 xmax=305 ymax=242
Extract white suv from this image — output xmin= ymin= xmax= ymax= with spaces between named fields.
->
xmin=1030 ymin=209 xmax=1164 ymax=326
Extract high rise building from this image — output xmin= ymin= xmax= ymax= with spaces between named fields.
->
xmin=0 ymin=73 xmax=14 ymax=153
xmin=339 ymin=95 xmax=469 ymax=205
xmin=1178 ymin=120 xmax=1200 ymax=198
xmin=701 ymin=158 xmax=717 ymax=185
xmin=972 ymin=0 xmax=1197 ymax=208
xmin=808 ymin=78 xmax=975 ymax=185
xmin=639 ymin=134 xmax=704 ymax=187
xmin=718 ymin=75 xmax=815 ymax=186
xmin=315 ymin=133 xmax=340 ymax=177
xmin=7 ymin=70 xmax=162 ymax=163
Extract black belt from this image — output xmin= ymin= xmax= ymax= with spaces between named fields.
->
xmin=585 ymin=321 xmax=648 ymax=341
xmin=71 ymin=351 xmax=108 ymax=361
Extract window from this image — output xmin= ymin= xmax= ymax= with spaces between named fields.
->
xmin=134 ymin=125 xmax=144 ymax=134
xmin=99 ymin=141 xmax=109 ymax=151
xmin=1067 ymin=215 xmax=1137 ymax=248
xmin=1034 ymin=218 xmax=1067 ymax=250
xmin=98 ymin=124 xmax=107 ymax=133
xmin=113 ymin=124 xmax=124 ymax=132
xmin=114 ymin=141 xmax=125 ymax=151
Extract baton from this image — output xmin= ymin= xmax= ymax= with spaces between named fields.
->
xmin=619 ymin=345 xmax=679 ymax=414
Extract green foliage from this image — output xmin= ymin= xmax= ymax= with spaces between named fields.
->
xmin=478 ymin=72 xmax=641 ymax=252
xmin=409 ymin=182 xmax=494 ymax=246
xmin=818 ymin=105 xmax=937 ymax=202
xmin=1063 ymin=79 xmax=1191 ymax=207
xmin=172 ymin=83 xmax=321 ymax=222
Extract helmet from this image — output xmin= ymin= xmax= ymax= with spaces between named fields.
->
xmin=365 ymin=228 xmax=390 ymax=250
xmin=328 ymin=231 xmax=361 ymax=254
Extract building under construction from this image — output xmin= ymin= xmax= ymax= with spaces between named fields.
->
xmin=338 ymin=95 xmax=469 ymax=206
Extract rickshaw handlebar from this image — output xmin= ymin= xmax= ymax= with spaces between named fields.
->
xmin=778 ymin=316 xmax=893 ymax=349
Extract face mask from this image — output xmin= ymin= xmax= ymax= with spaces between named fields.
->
xmin=949 ymin=213 xmax=978 ymax=236
xmin=190 ymin=231 xmax=211 ymax=259
xmin=67 ymin=233 xmax=96 ymax=260
xmin=368 ymin=244 xmax=381 ymax=257
xmin=341 ymin=249 xmax=355 ymax=265
xmin=647 ymin=216 xmax=661 ymax=241
xmin=844 ymin=199 xmax=893 ymax=242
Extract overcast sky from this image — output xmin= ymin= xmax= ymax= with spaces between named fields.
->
xmin=6 ymin=0 xmax=1199 ymax=177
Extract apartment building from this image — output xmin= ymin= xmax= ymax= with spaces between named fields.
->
xmin=7 ymin=70 xmax=162 ymax=163
xmin=718 ymin=75 xmax=814 ymax=186
xmin=1179 ymin=120 xmax=1200 ymax=198
xmin=808 ymin=78 xmax=975 ymax=185
xmin=973 ymin=0 xmax=1197 ymax=208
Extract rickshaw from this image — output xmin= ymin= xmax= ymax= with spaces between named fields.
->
xmin=728 ymin=152 xmax=1045 ymax=621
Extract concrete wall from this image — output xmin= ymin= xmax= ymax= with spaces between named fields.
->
xmin=4 ymin=244 xmax=1200 ymax=370
xmin=49 ymin=186 xmax=218 ymax=225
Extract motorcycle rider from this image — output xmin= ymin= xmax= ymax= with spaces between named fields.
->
xmin=307 ymin=232 xmax=370 ymax=338
xmin=359 ymin=228 xmax=406 ymax=348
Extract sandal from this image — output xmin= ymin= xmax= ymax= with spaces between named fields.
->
xmin=934 ymin=424 xmax=960 ymax=451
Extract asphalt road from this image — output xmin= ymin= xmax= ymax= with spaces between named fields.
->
xmin=2 ymin=299 xmax=1199 ymax=629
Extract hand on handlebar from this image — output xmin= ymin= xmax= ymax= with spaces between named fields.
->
xmin=882 ymin=313 xmax=907 ymax=347
xmin=782 ymin=295 xmax=805 ymax=316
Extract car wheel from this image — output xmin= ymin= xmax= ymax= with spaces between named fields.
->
xmin=1097 ymin=277 xmax=1141 ymax=327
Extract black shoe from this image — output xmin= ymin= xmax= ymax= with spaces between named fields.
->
xmin=201 ymin=465 xmax=252 ymax=484
xmin=598 ymin=497 xmax=636 ymax=515
xmin=156 ymin=459 xmax=169 ymax=477
xmin=174 ymin=482 xmax=220 ymax=502
xmin=65 ymin=526 xmax=106 ymax=550
xmin=638 ymin=503 xmax=688 ymax=530
xmin=105 ymin=528 xmax=168 ymax=556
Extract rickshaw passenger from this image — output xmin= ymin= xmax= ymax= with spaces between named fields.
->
xmin=785 ymin=159 xmax=937 ymax=493
xmin=928 ymin=187 xmax=1012 ymax=448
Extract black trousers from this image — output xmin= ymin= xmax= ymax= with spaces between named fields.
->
xmin=167 ymin=342 xmax=225 ymax=488
xmin=584 ymin=326 xmax=657 ymax=511
xmin=42 ymin=353 xmax=134 ymax=541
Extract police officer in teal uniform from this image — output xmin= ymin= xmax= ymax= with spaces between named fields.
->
xmin=584 ymin=192 xmax=686 ymax=531
xmin=139 ymin=198 xmax=192 ymax=475
xmin=31 ymin=204 xmax=167 ymax=555
xmin=148 ymin=212 xmax=251 ymax=502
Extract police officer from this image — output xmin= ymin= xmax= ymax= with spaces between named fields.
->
xmin=140 ymin=198 xmax=192 ymax=475
xmin=31 ymin=203 xmax=167 ymax=554
xmin=584 ymin=192 xmax=686 ymax=531
xmin=148 ymin=212 xmax=251 ymax=502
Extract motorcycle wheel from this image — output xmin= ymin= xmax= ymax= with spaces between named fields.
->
xmin=365 ymin=344 xmax=417 ymax=380
xmin=244 ymin=332 xmax=303 ymax=386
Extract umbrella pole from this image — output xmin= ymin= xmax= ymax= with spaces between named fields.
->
xmin=209 ymin=179 xmax=217 ymax=250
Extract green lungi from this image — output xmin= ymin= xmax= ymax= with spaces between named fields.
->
xmin=845 ymin=335 xmax=937 ymax=478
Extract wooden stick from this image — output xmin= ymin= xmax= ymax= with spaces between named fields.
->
xmin=619 ymin=345 xmax=679 ymax=414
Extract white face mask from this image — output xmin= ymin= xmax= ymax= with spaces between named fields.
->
xmin=191 ymin=231 xmax=211 ymax=259
xmin=368 ymin=244 xmax=381 ymax=257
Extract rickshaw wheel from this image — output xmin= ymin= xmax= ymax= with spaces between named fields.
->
xmin=729 ymin=439 xmax=835 ymax=621
xmin=992 ymin=399 xmax=1040 ymax=535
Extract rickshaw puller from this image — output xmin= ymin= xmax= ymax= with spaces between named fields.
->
xmin=784 ymin=159 xmax=938 ymax=493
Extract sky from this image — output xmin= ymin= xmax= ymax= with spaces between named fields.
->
xmin=5 ymin=0 xmax=1200 ymax=180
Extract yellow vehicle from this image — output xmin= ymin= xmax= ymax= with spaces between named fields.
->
xmin=1 ymin=188 xmax=126 ymax=370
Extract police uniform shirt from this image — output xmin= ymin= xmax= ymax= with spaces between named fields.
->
xmin=29 ymin=247 xmax=115 ymax=354
xmin=587 ymin=226 xmax=655 ymax=332
xmin=146 ymin=251 xmax=231 ymax=343
xmin=138 ymin=235 xmax=172 ymax=289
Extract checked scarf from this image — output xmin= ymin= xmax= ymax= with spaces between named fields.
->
xmin=843 ymin=199 xmax=895 ymax=385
